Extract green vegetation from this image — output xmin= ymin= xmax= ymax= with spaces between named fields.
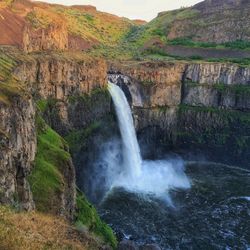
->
xmin=75 ymin=191 xmax=117 ymax=249
xmin=185 ymin=82 xmax=250 ymax=96
xmin=68 ymin=86 xmax=110 ymax=104
xmin=29 ymin=114 xmax=117 ymax=248
xmin=123 ymin=8 xmax=198 ymax=48
xmin=25 ymin=4 xmax=134 ymax=46
xmin=142 ymin=50 xmax=250 ymax=66
xmin=167 ymin=38 xmax=250 ymax=50
xmin=32 ymin=94 xmax=117 ymax=248
xmin=65 ymin=122 xmax=101 ymax=153
xmin=224 ymin=40 xmax=250 ymax=50
xmin=206 ymin=57 xmax=250 ymax=66
xmin=0 ymin=52 xmax=16 ymax=81
xmin=157 ymin=105 xmax=170 ymax=113
xmin=213 ymin=83 xmax=250 ymax=96
xmin=26 ymin=11 xmax=53 ymax=29
xmin=28 ymin=115 xmax=70 ymax=213
xmin=167 ymin=37 xmax=218 ymax=48
xmin=0 ymin=82 xmax=23 ymax=105
xmin=36 ymin=98 xmax=58 ymax=113
xmin=0 ymin=52 xmax=24 ymax=105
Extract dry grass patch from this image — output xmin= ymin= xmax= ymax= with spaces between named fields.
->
xmin=0 ymin=206 xmax=106 ymax=250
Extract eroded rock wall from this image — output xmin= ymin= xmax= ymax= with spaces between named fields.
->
xmin=0 ymin=96 xmax=36 ymax=211
xmin=23 ymin=23 xmax=69 ymax=53
xmin=167 ymin=0 xmax=250 ymax=43
xmin=0 ymin=52 xmax=108 ymax=219
xmin=14 ymin=55 xmax=108 ymax=134
xmin=109 ymin=61 xmax=250 ymax=167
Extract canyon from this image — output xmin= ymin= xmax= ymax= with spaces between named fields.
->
xmin=0 ymin=0 xmax=250 ymax=249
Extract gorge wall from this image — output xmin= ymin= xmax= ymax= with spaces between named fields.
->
xmin=0 ymin=49 xmax=110 ymax=220
xmin=0 ymin=95 xmax=36 ymax=211
xmin=109 ymin=61 xmax=250 ymax=168
xmin=2 ymin=47 xmax=250 ymax=216
xmin=14 ymin=53 xmax=108 ymax=134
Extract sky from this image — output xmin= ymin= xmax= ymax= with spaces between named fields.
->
xmin=38 ymin=0 xmax=202 ymax=21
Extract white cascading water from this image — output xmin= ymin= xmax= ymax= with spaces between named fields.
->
xmin=108 ymin=82 xmax=142 ymax=178
xmin=106 ymin=82 xmax=190 ymax=198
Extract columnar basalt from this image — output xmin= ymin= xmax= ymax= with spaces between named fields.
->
xmin=109 ymin=61 xmax=250 ymax=167
xmin=14 ymin=54 xmax=108 ymax=134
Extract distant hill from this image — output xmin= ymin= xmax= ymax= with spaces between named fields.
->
xmin=125 ymin=0 xmax=250 ymax=56
xmin=0 ymin=0 xmax=249 ymax=59
xmin=0 ymin=0 xmax=138 ymax=52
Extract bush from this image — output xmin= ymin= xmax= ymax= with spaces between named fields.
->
xmin=223 ymin=40 xmax=250 ymax=50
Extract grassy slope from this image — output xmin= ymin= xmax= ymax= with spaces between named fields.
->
xmin=91 ymin=3 xmax=250 ymax=60
xmin=0 ymin=206 xmax=110 ymax=250
xmin=89 ymin=9 xmax=250 ymax=62
xmin=0 ymin=50 xmax=22 ymax=105
xmin=76 ymin=191 xmax=117 ymax=249
xmin=23 ymin=1 xmax=135 ymax=46
xmin=30 ymin=104 xmax=117 ymax=248
xmin=125 ymin=4 xmax=250 ymax=50
xmin=28 ymin=114 xmax=70 ymax=213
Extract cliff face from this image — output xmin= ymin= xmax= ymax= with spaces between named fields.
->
xmin=183 ymin=64 xmax=250 ymax=110
xmin=167 ymin=0 xmax=250 ymax=43
xmin=23 ymin=23 xmax=69 ymax=53
xmin=15 ymin=54 xmax=107 ymax=100
xmin=0 ymin=96 xmax=36 ymax=211
xmin=0 ymin=50 xmax=108 ymax=220
xmin=109 ymin=61 xmax=250 ymax=167
xmin=14 ymin=54 xmax=108 ymax=134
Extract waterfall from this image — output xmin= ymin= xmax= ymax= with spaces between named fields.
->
xmin=105 ymin=81 xmax=190 ymax=198
xmin=108 ymin=82 xmax=142 ymax=178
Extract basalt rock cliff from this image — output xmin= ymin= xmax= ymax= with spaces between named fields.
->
xmin=0 ymin=0 xmax=250 ymax=249
xmin=109 ymin=61 xmax=250 ymax=167
xmin=0 ymin=47 xmax=116 ymax=248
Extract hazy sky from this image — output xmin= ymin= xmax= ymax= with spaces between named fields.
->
xmin=39 ymin=0 xmax=202 ymax=21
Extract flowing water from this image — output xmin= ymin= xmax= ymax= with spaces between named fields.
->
xmin=107 ymin=82 xmax=142 ymax=178
xmin=107 ymin=82 xmax=190 ymax=196
xmin=99 ymin=162 xmax=250 ymax=249
xmin=94 ymin=83 xmax=250 ymax=249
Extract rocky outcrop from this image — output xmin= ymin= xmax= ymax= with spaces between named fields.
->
xmin=167 ymin=0 xmax=250 ymax=43
xmin=0 ymin=96 xmax=36 ymax=211
xmin=183 ymin=63 xmax=250 ymax=110
xmin=109 ymin=61 xmax=186 ymax=108
xmin=23 ymin=23 xmax=69 ymax=53
xmin=185 ymin=63 xmax=250 ymax=85
xmin=13 ymin=54 xmax=108 ymax=134
xmin=15 ymin=55 xmax=107 ymax=100
xmin=109 ymin=61 xmax=250 ymax=167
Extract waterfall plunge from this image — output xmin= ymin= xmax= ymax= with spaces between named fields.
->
xmin=107 ymin=82 xmax=190 ymax=198
xmin=108 ymin=82 xmax=142 ymax=179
